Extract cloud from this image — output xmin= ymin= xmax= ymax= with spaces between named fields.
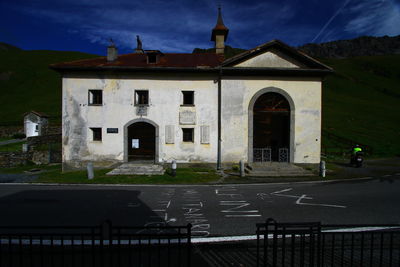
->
xmin=344 ymin=0 xmax=400 ymax=36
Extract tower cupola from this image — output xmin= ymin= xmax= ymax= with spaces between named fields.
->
xmin=211 ymin=7 xmax=229 ymax=54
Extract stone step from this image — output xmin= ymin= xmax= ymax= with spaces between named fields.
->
xmin=106 ymin=163 xmax=165 ymax=176
xmin=245 ymin=163 xmax=315 ymax=177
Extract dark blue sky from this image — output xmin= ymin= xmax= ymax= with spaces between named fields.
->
xmin=1 ymin=0 xmax=400 ymax=55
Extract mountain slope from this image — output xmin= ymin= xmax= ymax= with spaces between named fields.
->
xmin=299 ymin=35 xmax=400 ymax=58
xmin=320 ymin=55 xmax=400 ymax=156
xmin=0 ymin=49 xmax=98 ymax=125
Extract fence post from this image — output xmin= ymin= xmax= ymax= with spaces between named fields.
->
xmin=187 ymin=223 xmax=192 ymax=267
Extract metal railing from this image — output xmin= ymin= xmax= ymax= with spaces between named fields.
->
xmin=256 ymin=218 xmax=400 ymax=267
xmin=0 ymin=221 xmax=192 ymax=267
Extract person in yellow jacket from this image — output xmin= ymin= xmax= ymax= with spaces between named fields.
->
xmin=352 ymin=144 xmax=362 ymax=155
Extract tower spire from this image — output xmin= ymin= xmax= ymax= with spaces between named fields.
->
xmin=211 ymin=6 xmax=229 ymax=54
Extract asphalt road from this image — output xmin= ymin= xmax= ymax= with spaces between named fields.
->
xmin=1 ymin=173 xmax=400 ymax=237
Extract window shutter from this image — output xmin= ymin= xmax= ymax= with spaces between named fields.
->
xmin=165 ymin=125 xmax=175 ymax=144
xmin=200 ymin=125 xmax=210 ymax=144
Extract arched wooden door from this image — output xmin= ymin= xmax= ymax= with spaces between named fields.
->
xmin=253 ymin=92 xmax=290 ymax=162
xmin=127 ymin=122 xmax=156 ymax=161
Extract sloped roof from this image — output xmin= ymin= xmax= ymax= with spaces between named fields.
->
xmin=50 ymin=53 xmax=224 ymax=71
xmin=24 ymin=110 xmax=49 ymax=118
xmin=222 ymin=40 xmax=333 ymax=70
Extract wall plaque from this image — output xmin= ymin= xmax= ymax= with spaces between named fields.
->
xmin=107 ymin=128 xmax=118 ymax=133
xmin=179 ymin=110 xmax=196 ymax=125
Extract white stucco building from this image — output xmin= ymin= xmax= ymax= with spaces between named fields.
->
xmin=51 ymin=9 xmax=332 ymax=170
xmin=24 ymin=111 xmax=49 ymax=138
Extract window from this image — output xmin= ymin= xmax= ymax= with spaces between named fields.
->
xmin=88 ymin=90 xmax=103 ymax=105
xmin=135 ymin=90 xmax=149 ymax=105
xmin=182 ymin=91 xmax=194 ymax=105
xmin=182 ymin=128 xmax=194 ymax=142
xmin=147 ymin=54 xmax=158 ymax=64
xmin=91 ymin=128 xmax=102 ymax=141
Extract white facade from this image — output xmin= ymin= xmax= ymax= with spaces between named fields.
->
xmin=24 ymin=112 xmax=48 ymax=137
xmin=56 ymin=41 xmax=331 ymax=170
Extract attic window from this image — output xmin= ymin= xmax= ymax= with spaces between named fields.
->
xmin=147 ymin=54 xmax=158 ymax=64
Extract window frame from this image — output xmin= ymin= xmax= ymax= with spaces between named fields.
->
xmin=88 ymin=90 xmax=103 ymax=106
xmin=90 ymin=127 xmax=102 ymax=141
xmin=181 ymin=91 xmax=195 ymax=106
xmin=182 ymin=128 xmax=194 ymax=143
xmin=135 ymin=90 xmax=149 ymax=106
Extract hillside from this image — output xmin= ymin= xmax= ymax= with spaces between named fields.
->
xmin=299 ymin=35 xmax=400 ymax=58
xmin=0 ymin=47 xmax=98 ymax=125
xmin=320 ymin=55 xmax=400 ymax=156
xmin=0 ymin=42 xmax=399 ymax=156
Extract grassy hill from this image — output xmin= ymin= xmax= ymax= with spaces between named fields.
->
xmin=0 ymin=48 xmax=97 ymax=125
xmin=320 ymin=55 xmax=400 ymax=156
xmin=0 ymin=45 xmax=399 ymax=157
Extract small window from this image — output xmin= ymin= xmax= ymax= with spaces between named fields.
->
xmin=182 ymin=128 xmax=194 ymax=142
xmin=91 ymin=128 xmax=102 ymax=141
xmin=135 ymin=90 xmax=149 ymax=105
xmin=147 ymin=54 xmax=158 ymax=64
xmin=88 ymin=90 xmax=103 ymax=105
xmin=182 ymin=91 xmax=194 ymax=105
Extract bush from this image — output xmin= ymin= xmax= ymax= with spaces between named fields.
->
xmin=232 ymin=165 xmax=239 ymax=171
xmin=12 ymin=133 xmax=26 ymax=139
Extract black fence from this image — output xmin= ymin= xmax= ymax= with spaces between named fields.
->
xmin=256 ymin=218 xmax=400 ymax=267
xmin=0 ymin=221 xmax=192 ymax=267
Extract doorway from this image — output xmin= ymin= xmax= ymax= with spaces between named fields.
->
xmin=127 ymin=122 xmax=156 ymax=161
xmin=252 ymin=92 xmax=290 ymax=162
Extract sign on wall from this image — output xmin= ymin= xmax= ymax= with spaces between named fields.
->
xmin=107 ymin=128 xmax=119 ymax=133
xmin=179 ymin=110 xmax=196 ymax=125
xmin=132 ymin=139 xmax=139 ymax=148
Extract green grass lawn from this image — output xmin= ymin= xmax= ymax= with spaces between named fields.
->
xmin=31 ymin=166 xmax=221 ymax=184
xmin=0 ymin=140 xmax=26 ymax=152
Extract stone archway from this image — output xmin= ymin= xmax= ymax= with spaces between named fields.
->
xmin=248 ymin=87 xmax=295 ymax=163
xmin=123 ymin=119 xmax=159 ymax=163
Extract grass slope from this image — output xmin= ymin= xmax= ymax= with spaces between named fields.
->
xmin=320 ymin=55 xmax=400 ymax=156
xmin=0 ymin=49 xmax=97 ymax=125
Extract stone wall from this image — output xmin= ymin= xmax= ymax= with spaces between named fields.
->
xmin=0 ymin=126 xmax=61 ymax=138
xmin=0 ymin=151 xmax=33 ymax=168
xmin=0 ymin=126 xmax=23 ymax=137
xmin=32 ymin=150 xmax=62 ymax=165
xmin=27 ymin=134 xmax=62 ymax=146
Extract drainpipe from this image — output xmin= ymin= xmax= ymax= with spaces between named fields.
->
xmin=217 ymin=68 xmax=222 ymax=170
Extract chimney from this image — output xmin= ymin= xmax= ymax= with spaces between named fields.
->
xmin=107 ymin=39 xmax=118 ymax=62
xmin=211 ymin=6 xmax=229 ymax=55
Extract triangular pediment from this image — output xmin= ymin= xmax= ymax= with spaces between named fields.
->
xmin=222 ymin=40 xmax=332 ymax=70
xmin=233 ymin=49 xmax=303 ymax=68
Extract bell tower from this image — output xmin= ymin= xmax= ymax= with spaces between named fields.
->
xmin=211 ymin=6 xmax=229 ymax=55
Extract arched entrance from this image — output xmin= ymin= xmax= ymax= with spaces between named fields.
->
xmin=249 ymin=90 xmax=293 ymax=162
xmin=126 ymin=121 xmax=156 ymax=162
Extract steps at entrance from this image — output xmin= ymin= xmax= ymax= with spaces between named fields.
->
xmin=245 ymin=162 xmax=314 ymax=177
xmin=106 ymin=163 xmax=165 ymax=176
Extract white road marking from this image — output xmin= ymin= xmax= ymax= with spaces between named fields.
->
xmin=295 ymin=195 xmax=347 ymax=209
xmin=271 ymin=188 xmax=293 ymax=194
xmin=3 ymin=225 xmax=400 ymax=246
xmin=225 ymin=215 xmax=262 ymax=217
xmin=382 ymin=175 xmax=392 ymax=177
